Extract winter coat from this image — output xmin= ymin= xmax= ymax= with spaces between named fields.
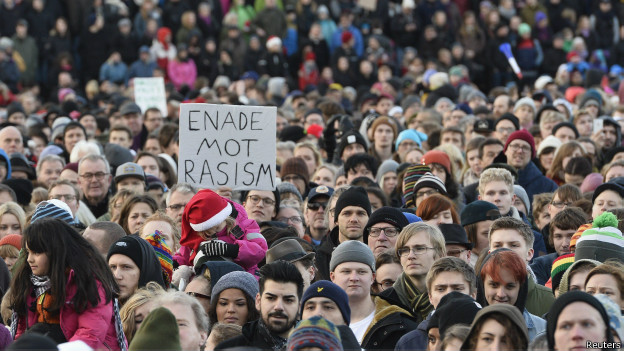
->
xmin=128 ymin=59 xmax=156 ymax=79
xmin=214 ymin=319 xmax=280 ymax=351
xmin=150 ymin=30 xmax=176 ymax=73
xmin=167 ymin=58 xmax=197 ymax=90
xmin=15 ymin=270 xmax=122 ymax=350
xmin=362 ymin=296 xmax=421 ymax=350
xmin=393 ymin=313 xmax=429 ymax=351
xmin=525 ymin=274 xmax=555 ymax=317
xmin=253 ymin=7 xmax=287 ymax=39
xmin=530 ymin=252 xmax=558 ymax=286
xmin=175 ymin=200 xmax=267 ymax=276
xmin=99 ymin=62 xmax=128 ymax=85
xmin=11 ymin=35 xmax=38 ymax=84
xmin=517 ymin=161 xmax=558 ymax=203
xmin=330 ymin=26 xmax=364 ymax=56
xmin=314 ymin=226 xmax=339 ymax=281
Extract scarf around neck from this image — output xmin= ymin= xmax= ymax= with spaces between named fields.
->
xmin=30 ymin=274 xmax=51 ymax=298
xmin=393 ymin=272 xmax=432 ymax=321
xmin=258 ymin=318 xmax=288 ymax=351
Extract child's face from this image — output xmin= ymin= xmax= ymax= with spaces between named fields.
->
xmin=3 ymin=256 xmax=17 ymax=270
xmin=26 ymin=246 xmax=49 ymax=276
xmin=199 ymin=221 xmax=227 ymax=240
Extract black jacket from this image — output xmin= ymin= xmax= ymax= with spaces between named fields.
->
xmin=214 ymin=319 xmax=282 ymax=351
xmin=362 ymin=297 xmax=421 ymax=350
xmin=315 ymin=226 xmax=340 ymax=281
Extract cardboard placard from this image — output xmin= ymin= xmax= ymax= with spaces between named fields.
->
xmin=134 ymin=77 xmax=168 ymax=116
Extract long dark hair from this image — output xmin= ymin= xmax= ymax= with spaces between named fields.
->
xmin=208 ymin=289 xmax=259 ymax=332
xmin=9 ymin=218 xmax=117 ymax=316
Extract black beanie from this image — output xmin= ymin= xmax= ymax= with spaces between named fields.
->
xmin=107 ymin=235 xmax=145 ymax=270
xmin=363 ymin=206 xmax=409 ymax=244
xmin=337 ymin=131 xmax=368 ymax=159
xmin=2 ymin=178 xmax=33 ymax=207
xmin=279 ymin=125 xmax=306 ymax=143
xmin=552 ymin=121 xmax=579 ymax=139
xmin=333 ymin=186 xmax=371 ymax=223
xmin=546 ymin=291 xmax=612 ymax=350
xmin=436 ymin=291 xmax=482 ymax=337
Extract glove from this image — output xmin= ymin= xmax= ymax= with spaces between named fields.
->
xmin=172 ymin=265 xmax=194 ymax=288
xmin=200 ymin=240 xmax=239 ymax=259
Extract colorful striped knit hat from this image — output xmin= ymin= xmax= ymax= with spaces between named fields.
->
xmin=575 ymin=211 xmax=624 ymax=263
xmin=402 ymin=164 xmax=431 ymax=208
xmin=287 ymin=316 xmax=343 ymax=351
xmin=144 ymin=231 xmax=173 ymax=288
xmin=570 ymin=223 xmax=592 ymax=252
xmin=550 ymin=253 xmax=575 ymax=293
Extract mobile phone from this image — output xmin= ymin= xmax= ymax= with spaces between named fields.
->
xmin=593 ymin=119 xmax=604 ymax=133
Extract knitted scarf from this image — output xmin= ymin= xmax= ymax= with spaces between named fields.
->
xmin=393 ymin=272 xmax=432 ymax=321
xmin=30 ymin=274 xmax=51 ymax=298
xmin=258 ymin=319 xmax=288 ymax=351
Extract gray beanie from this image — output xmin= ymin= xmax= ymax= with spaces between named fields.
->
xmin=513 ymin=185 xmax=530 ymax=213
xmin=329 ymin=241 xmax=375 ymax=273
xmin=277 ymin=182 xmax=303 ymax=203
xmin=376 ymin=159 xmax=399 ymax=184
xmin=211 ymin=271 xmax=259 ymax=301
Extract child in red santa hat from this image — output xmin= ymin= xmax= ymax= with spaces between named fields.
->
xmin=173 ymin=189 xmax=267 ymax=277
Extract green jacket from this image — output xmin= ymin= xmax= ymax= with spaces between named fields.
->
xmin=525 ymin=276 xmax=555 ymax=317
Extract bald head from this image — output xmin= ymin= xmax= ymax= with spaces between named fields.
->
xmin=0 ymin=126 xmax=23 ymax=154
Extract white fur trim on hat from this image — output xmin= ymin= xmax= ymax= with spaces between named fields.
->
xmin=266 ymin=36 xmax=282 ymax=49
xmin=189 ymin=203 xmax=232 ymax=232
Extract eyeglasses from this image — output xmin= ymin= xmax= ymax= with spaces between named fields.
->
xmin=446 ymin=248 xmax=468 ymax=257
xmin=368 ymin=227 xmax=400 ymax=237
xmin=277 ymin=216 xmax=303 ymax=224
xmin=551 ymin=201 xmax=573 ymax=209
xmin=50 ymin=194 xmax=77 ymax=201
xmin=167 ymin=203 xmax=187 ymax=211
xmin=282 ymin=175 xmax=304 ymax=183
xmin=307 ymin=202 xmax=327 ymax=211
xmin=416 ymin=189 xmax=438 ymax=199
xmin=375 ymin=279 xmax=395 ymax=291
xmin=508 ymin=144 xmax=531 ymax=153
xmin=246 ymin=195 xmax=276 ymax=206
xmin=186 ymin=291 xmax=211 ymax=300
xmin=496 ymin=127 xmax=515 ymax=134
xmin=397 ymin=246 xmax=435 ymax=257
xmin=79 ymin=172 xmax=109 ymax=180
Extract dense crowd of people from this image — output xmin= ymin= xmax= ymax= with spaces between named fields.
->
xmin=3 ymin=0 xmax=624 ymax=350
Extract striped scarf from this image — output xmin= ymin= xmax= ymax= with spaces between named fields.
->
xmin=393 ymin=272 xmax=433 ymax=321
xmin=113 ymin=298 xmax=128 ymax=351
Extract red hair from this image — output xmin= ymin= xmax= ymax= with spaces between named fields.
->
xmin=480 ymin=250 xmax=527 ymax=284
xmin=415 ymin=194 xmax=459 ymax=223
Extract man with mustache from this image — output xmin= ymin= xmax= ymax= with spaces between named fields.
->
xmin=215 ymin=260 xmax=303 ymax=350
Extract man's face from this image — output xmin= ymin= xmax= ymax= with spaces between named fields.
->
xmin=161 ymin=302 xmax=207 ymax=351
xmin=108 ymin=254 xmax=140 ymax=300
xmin=481 ymin=144 xmax=503 ymax=167
xmin=37 ymin=160 xmax=63 ymax=188
xmin=446 ymin=244 xmax=471 ymax=263
xmin=515 ymin=105 xmax=534 ymax=127
xmin=49 ymin=184 xmax=79 ymax=215
xmin=341 ymin=143 xmax=365 ymax=162
xmin=440 ymin=131 xmax=462 ymax=150
xmin=137 ymin=156 xmax=159 ymax=178
xmin=336 ymin=205 xmax=369 ymax=242
xmin=346 ymin=164 xmax=373 ymax=183
xmin=505 ymin=139 xmax=532 ymax=169
xmin=141 ymin=220 xmax=176 ymax=252
xmin=547 ymin=193 xmax=571 ymax=220
xmin=330 ymin=262 xmax=374 ymax=300
xmin=554 ymin=302 xmax=607 ymax=351
xmin=554 ymin=127 xmax=576 ymax=144
xmin=117 ymin=177 xmax=145 ymax=194
xmin=483 ymin=268 xmax=520 ymax=306
xmin=373 ymin=124 xmax=394 ymax=148
xmin=604 ymin=124 xmax=618 ymax=149
xmin=575 ymin=114 xmax=593 ymax=137
xmin=243 ymin=190 xmax=277 ymax=222
xmin=78 ymin=159 xmax=112 ymax=203
xmin=123 ymin=112 xmax=144 ymax=136
xmin=144 ymin=110 xmax=164 ymax=132
xmin=304 ymin=113 xmax=324 ymax=129
xmin=304 ymin=196 xmax=329 ymax=233
xmin=399 ymin=232 xmax=438 ymax=280
xmin=592 ymin=190 xmax=624 ymax=220
xmin=256 ymin=280 xmax=300 ymax=338
xmin=493 ymin=96 xmax=511 ymax=117
xmin=282 ymin=173 xmax=306 ymax=196
xmin=166 ymin=190 xmax=194 ymax=224
xmin=428 ymin=271 xmax=473 ymax=309
xmin=0 ymin=126 xmax=23 ymax=154
xmin=109 ymin=130 xmax=132 ymax=148
xmin=606 ymin=165 xmax=624 ymax=182
xmin=489 ymin=229 xmax=533 ymax=263
xmin=301 ymin=297 xmax=345 ymax=325
xmin=494 ymin=120 xmax=516 ymax=144
xmin=479 ymin=181 xmax=514 ymax=215
xmin=367 ymin=222 xmax=399 ymax=257
xmin=552 ymin=227 xmax=574 ymax=255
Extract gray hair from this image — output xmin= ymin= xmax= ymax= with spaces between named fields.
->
xmin=36 ymin=154 xmax=65 ymax=175
xmin=70 ymin=140 xmax=101 ymax=163
xmin=165 ymin=182 xmax=198 ymax=206
xmin=156 ymin=290 xmax=210 ymax=332
xmin=78 ymin=154 xmax=111 ymax=175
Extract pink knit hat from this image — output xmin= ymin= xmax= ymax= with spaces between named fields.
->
xmin=580 ymin=173 xmax=604 ymax=193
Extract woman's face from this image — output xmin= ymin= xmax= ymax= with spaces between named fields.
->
xmin=294 ymin=147 xmax=317 ymax=177
xmin=216 ymin=288 xmax=249 ymax=326
xmin=585 ymin=273 xmax=624 ymax=309
xmin=561 ymin=147 xmax=583 ymax=170
xmin=80 ymin=115 xmax=97 ymax=137
xmin=424 ymin=209 xmax=453 ymax=227
xmin=405 ymin=149 xmax=424 ymax=164
xmin=575 ymin=114 xmax=593 ymax=137
xmin=466 ymin=149 xmax=482 ymax=175
xmin=382 ymin=171 xmax=397 ymax=196
xmin=0 ymin=213 xmax=20 ymax=238
xmin=474 ymin=318 xmax=511 ymax=351
xmin=539 ymin=151 xmax=555 ymax=171
xmin=133 ymin=301 xmax=155 ymax=333
xmin=277 ymin=207 xmax=304 ymax=238
xmin=137 ymin=156 xmax=160 ymax=178
xmin=313 ymin=167 xmax=335 ymax=187
xmin=127 ymin=202 xmax=154 ymax=234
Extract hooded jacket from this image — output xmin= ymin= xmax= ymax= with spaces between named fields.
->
xmin=0 ymin=148 xmax=11 ymax=180
xmin=597 ymin=116 xmax=623 ymax=169
xmin=108 ymin=235 xmax=166 ymax=289
xmin=460 ymin=304 xmax=529 ymax=351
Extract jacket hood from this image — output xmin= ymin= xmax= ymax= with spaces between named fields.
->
xmin=461 ymin=304 xmax=529 ymax=350
xmin=0 ymin=149 xmax=10 ymax=180
xmin=599 ymin=115 xmax=622 ymax=146
xmin=557 ymin=258 xmax=601 ymax=296
xmin=476 ymin=248 xmax=528 ymax=313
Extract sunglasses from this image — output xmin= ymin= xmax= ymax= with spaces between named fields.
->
xmin=307 ymin=202 xmax=328 ymax=211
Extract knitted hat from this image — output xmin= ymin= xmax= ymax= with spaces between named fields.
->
xmin=570 ymin=223 xmax=592 ymax=252
xmin=333 ymin=186 xmax=371 ymax=221
xmin=460 ymin=200 xmax=501 ymax=226
xmin=31 ymin=199 xmax=75 ymax=224
xmin=376 ymin=160 xmax=399 ymax=183
xmin=300 ymin=281 xmax=351 ymax=324
xmin=435 ymin=291 xmax=482 ymax=337
xmin=513 ymin=97 xmax=536 ymax=116
xmin=287 ymin=316 xmax=343 ymax=351
xmin=115 ymin=162 xmax=146 ymax=183
xmin=0 ymin=234 xmax=21 ymax=250
xmin=537 ymin=135 xmax=562 ymax=157
xmin=10 ymin=153 xmax=35 ymax=180
xmin=182 ymin=189 xmax=232 ymax=238
xmin=370 ymin=117 xmax=398 ymax=141
xmin=211 ymin=271 xmax=259 ymax=301
xmin=504 ymin=129 xmax=536 ymax=158
xmin=513 ymin=185 xmax=531 ymax=213
xmin=281 ymin=157 xmax=310 ymax=185
xmin=580 ymin=173 xmax=604 ymax=193
xmin=592 ymin=183 xmax=624 ymax=204
xmin=277 ymin=182 xmax=303 ymax=203
xmin=363 ymin=206 xmax=409 ymax=244
xmin=144 ymin=231 xmax=173 ymax=288
xmin=550 ymin=253 xmax=575 ymax=293
xmin=341 ymin=31 xmax=353 ymax=44
xmin=552 ymin=122 xmax=579 ymax=139
xmin=128 ymin=307 xmax=181 ymax=351
xmin=2 ymin=179 xmax=32 ymax=207
xmin=495 ymin=113 xmax=520 ymax=131
xmin=63 ymin=162 xmax=79 ymax=173
xmin=412 ymin=173 xmax=448 ymax=198
xmin=329 ymin=240 xmax=375 ymax=272
xmin=421 ymin=150 xmax=451 ymax=175
xmin=402 ymin=164 xmax=431 ymax=208
xmin=280 ymin=126 xmax=306 ymax=143
xmin=575 ymin=211 xmax=624 ymax=263
xmin=39 ymin=145 xmax=64 ymax=160
xmin=395 ymin=129 xmax=428 ymax=149
xmin=337 ymin=131 xmax=368 ymax=159
xmin=593 ymin=294 xmax=624 ymax=342
xmin=558 ymin=259 xmax=600 ymax=295
xmin=546 ymin=291 xmax=612 ymax=350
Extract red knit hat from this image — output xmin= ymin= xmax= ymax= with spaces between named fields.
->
xmin=421 ymin=150 xmax=452 ymax=175
xmin=0 ymin=234 xmax=21 ymax=250
xmin=341 ymin=31 xmax=353 ymax=44
xmin=180 ymin=189 xmax=232 ymax=251
xmin=504 ymin=129 xmax=536 ymax=158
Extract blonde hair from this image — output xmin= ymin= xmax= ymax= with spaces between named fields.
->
xmin=435 ymin=143 xmax=464 ymax=182
xmin=120 ymin=282 xmax=166 ymax=343
xmin=0 ymin=245 xmax=19 ymax=260
xmin=395 ymin=222 xmax=446 ymax=260
xmin=0 ymin=202 xmax=26 ymax=232
xmin=539 ymin=110 xmax=566 ymax=129
xmin=478 ymin=168 xmax=514 ymax=195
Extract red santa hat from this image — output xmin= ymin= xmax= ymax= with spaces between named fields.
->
xmin=181 ymin=189 xmax=233 ymax=250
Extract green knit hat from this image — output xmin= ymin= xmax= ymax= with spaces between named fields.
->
xmin=575 ymin=211 xmax=624 ymax=263
xmin=129 ymin=307 xmax=181 ymax=350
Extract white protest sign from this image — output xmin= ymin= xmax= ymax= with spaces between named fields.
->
xmin=134 ymin=77 xmax=167 ymax=116
xmin=178 ymin=103 xmax=277 ymax=190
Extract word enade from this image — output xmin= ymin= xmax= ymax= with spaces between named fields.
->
xmin=178 ymin=104 xmax=277 ymax=191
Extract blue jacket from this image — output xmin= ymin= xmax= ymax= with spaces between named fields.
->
xmin=530 ymin=252 xmax=558 ymax=285
xmin=394 ymin=314 xmax=429 ymax=351
xmin=518 ymin=161 xmax=558 ymax=203
xmin=128 ymin=59 xmax=157 ymax=79
xmin=330 ymin=26 xmax=364 ymax=56
xmin=0 ymin=148 xmax=11 ymax=180
xmin=524 ymin=309 xmax=546 ymax=341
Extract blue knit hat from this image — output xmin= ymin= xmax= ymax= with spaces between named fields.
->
xmin=395 ymin=129 xmax=427 ymax=149
xmin=211 ymin=271 xmax=259 ymax=301
xmin=30 ymin=199 xmax=75 ymax=225
xmin=300 ymin=281 xmax=351 ymax=324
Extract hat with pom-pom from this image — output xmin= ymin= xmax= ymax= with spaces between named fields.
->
xmin=575 ymin=212 xmax=624 ymax=263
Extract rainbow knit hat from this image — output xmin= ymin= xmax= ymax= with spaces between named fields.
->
xmin=550 ymin=253 xmax=575 ymax=293
xmin=287 ymin=316 xmax=342 ymax=351
xmin=402 ymin=164 xmax=431 ymax=208
xmin=145 ymin=231 xmax=173 ymax=288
